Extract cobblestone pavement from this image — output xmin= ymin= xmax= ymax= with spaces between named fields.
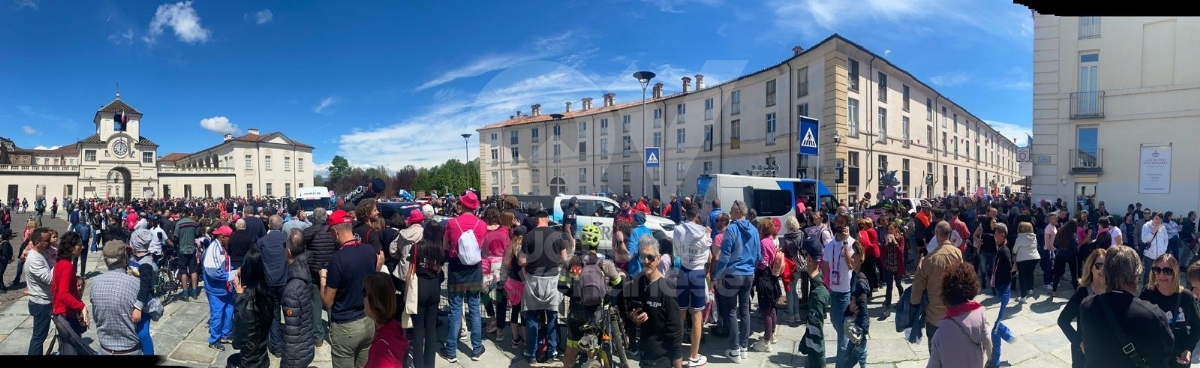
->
xmin=1 ymin=219 xmax=1195 ymax=367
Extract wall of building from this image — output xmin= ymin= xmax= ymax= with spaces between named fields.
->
xmin=478 ymin=35 xmax=1023 ymax=202
xmin=1032 ymin=16 xmax=1200 ymax=211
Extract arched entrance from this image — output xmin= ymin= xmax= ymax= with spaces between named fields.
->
xmin=550 ymin=177 xmax=567 ymax=196
xmin=107 ymin=167 xmax=132 ymax=202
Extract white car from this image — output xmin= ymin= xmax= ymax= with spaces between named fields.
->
xmin=547 ymin=194 xmax=675 ymax=253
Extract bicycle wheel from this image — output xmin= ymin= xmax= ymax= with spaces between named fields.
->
xmin=607 ymin=310 xmax=629 ymax=368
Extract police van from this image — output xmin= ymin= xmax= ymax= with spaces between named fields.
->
xmin=514 ymin=194 xmax=676 ymax=253
xmin=696 ymin=174 xmax=836 ymax=227
xmin=296 ymin=186 xmax=334 ymax=217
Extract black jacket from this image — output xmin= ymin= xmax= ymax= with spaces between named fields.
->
xmin=228 ymin=231 xmax=257 ymax=269
xmin=280 ymin=258 xmax=315 ymax=368
xmin=1078 ymin=291 xmax=1173 ymax=368
xmin=256 ymin=230 xmax=289 ymax=288
xmin=243 ymin=216 xmax=267 ymax=240
xmin=234 ymin=289 xmax=272 ymax=368
xmin=303 ymin=220 xmax=337 ymax=279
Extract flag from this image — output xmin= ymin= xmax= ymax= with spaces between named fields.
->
xmin=115 ymin=110 xmax=128 ymax=124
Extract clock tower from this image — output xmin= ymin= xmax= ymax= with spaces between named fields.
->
xmin=83 ymin=90 xmax=159 ymax=200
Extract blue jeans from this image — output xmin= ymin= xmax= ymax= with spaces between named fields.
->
xmin=837 ymin=339 xmax=867 ymax=368
xmin=787 ymin=274 xmax=801 ymax=317
xmin=978 ymin=252 xmax=996 ymax=292
xmin=90 ymin=226 xmax=102 ymax=251
xmin=137 ymin=317 xmax=154 ymax=355
xmin=524 ymin=310 xmax=558 ymax=360
xmin=28 ymin=301 xmax=51 ymax=355
xmin=207 ymin=291 xmax=234 ymax=344
xmin=718 ymin=274 xmax=753 ymax=351
xmin=990 ymin=284 xmax=1014 ymax=367
xmin=829 ymin=291 xmax=851 ymax=365
xmin=444 ymin=290 xmax=482 ymax=359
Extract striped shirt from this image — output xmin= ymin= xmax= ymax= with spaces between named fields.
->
xmin=89 ymin=269 xmax=141 ymax=352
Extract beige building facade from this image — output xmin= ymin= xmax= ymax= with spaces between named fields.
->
xmin=0 ymin=94 xmax=315 ymax=202
xmin=477 ymin=35 xmax=1021 ymax=203
xmin=1031 ymin=16 xmax=1200 ymax=211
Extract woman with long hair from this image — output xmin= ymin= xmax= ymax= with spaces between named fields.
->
xmin=879 ymin=221 xmax=906 ymax=316
xmin=1138 ymin=254 xmax=1200 ymax=367
xmin=1057 ymin=248 xmax=1106 ymax=368
xmin=51 ymin=231 xmax=87 ymax=334
xmin=856 ymin=217 xmax=880 ymax=290
xmin=480 ymin=207 xmax=508 ymax=338
xmin=751 ymin=218 xmax=781 ymax=352
xmin=11 ymin=218 xmax=38 ymax=285
xmin=364 ymin=272 xmax=406 ymax=368
xmin=231 ymin=246 xmax=273 ymax=368
xmin=1051 ymin=219 xmax=1081 ymax=298
xmin=412 ymin=222 xmax=446 ymax=368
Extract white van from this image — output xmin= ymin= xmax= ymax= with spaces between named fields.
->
xmin=537 ymin=194 xmax=676 ymax=254
xmin=296 ymin=186 xmax=334 ymax=217
xmin=696 ymin=174 xmax=837 ymax=227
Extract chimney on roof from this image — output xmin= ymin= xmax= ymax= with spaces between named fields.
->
xmin=682 ymin=76 xmax=692 ymax=93
xmin=695 ymin=74 xmax=705 ymax=90
xmin=223 ymin=134 xmax=233 ymax=142
xmin=603 ymin=93 xmax=616 ymax=107
xmin=516 ymin=110 xmax=522 ymax=117
xmin=565 ymin=101 xmax=572 ymax=113
xmin=582 ymin=97 xmax=593 ymax=111
xmin=793 ymin=45 xmax=804 ymax=55
xmin=247 ymin=128 xmax=259 ymax=135
xmin=652 ymin=83 xmax=663 ymax=98
xmin=510 ymin=115 xmax=515 ymax=120
xmin=531 ymin=104 xmax=541 ymax=117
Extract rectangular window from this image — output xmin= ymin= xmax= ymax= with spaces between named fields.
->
xmin=1077 ymin=126 xmax=1099 ymax=161
xmin=847 ymin=98 xmax=860 ymax=136
xmin=703 ymin=161 xmax=713 ymax=175
xmin=600 ymin=167 xmax=607 ymax=182
xmin=284 ymin=157 xmax=291 ymax=171
xmin=553 ymin=124 xmax=561 ymax=140
xmin=511 ymin=169 xmax=519 ymax=184
xmin=797 ymin=103 xmax=809 ymax=118
xmin=1079 ymin=16 xmax=1101 ymax=38
xmin=877 ymin=108 xmax=887 ymax=143
xmin=953 ymin=113 xmax=958 ymax=133
xmin=510 ymin=147 xmax=519 ymax=164
xmin=245 ymin=155 xmax=252 ymax=170
xmin=532 ymin=127 xmax=540 ymax=142
xmin=651 ymin=110 xmax=660 ymax=128
xmin=622 ymin=136 xmax=631 ymax=157
xmin=902 ymin=85 xmax=910 ymax=111
xmin=246 ymin=184 xmax=253 ymax=197
xmin=622 ymin=117 xmax=630 ymax=133
xmin=265 ymin=183 xmax=273 ymax=196
xmin=578 ymin=142 xmax=587 ymax=161
xmin=532 ymin=169 xmax=540 ymax=183
xmin=491 ymin=172 xmax=498 ymax=184
xmin=298 ymin=158 xmax=304 ymax=171
xmin=653 ymin=132 xmax=662 ymax=148
xmin=765 ymin=80 xmax=777 ymax=107
xmin=731 ymin=90 xmax=741 ymax=115
xmin=676 ymin=128 xmax=687 ymax=152
xmin=553 ymin=144 xmax=561 ymax=161
xmin=877 ymin=72 xmax=888 ymax=102
xmin=703 ymin=124 xmax=714 ymax=152
xmin=765 ymin=113 xmax=777 ymax=145
xmin=676 ymin=162 xmax=685 ymax=178
xmin=926 ymin=98 xmax=933 ymax=121
xmin=510 ymin=131 xmax=518 ymax=145
xmin=797 ymin=67 xmax=809 ymax=97
xmin=85 ymin=150 xmax=96 ymax=162
xmin=579 ymin=168 xmax=587 ymax=183
xmin=848 ymin=59 xmax=860 ymax=92
xmin=490 ymin=133 xmax=498 ymax=146
xmin=599 ymin=139 xmax=608 ymax=159
xmin=676 ymin=103 xmax=686 ymax=124
xmin=285 ymin=183 xmax=291 ymax=197
xmin=578 ymin=122 xmax=587 ymax=138
xmin=623 ymin=165 xmax=631 ymax=181
xmin=265 ymin=156 xmax=272 ymax=171
xmin=490 ymin=149 xmax=498 ymax=161
xmin=902 ymin=116 xmax=911 ymax=147
xmin=600 ymin=119 xmax=608 ymax=135
xmin=142 ymin=152 xmax=153 ymax=164
xmin=704 ymin=98 xmax=714 ymax=120
xmin=531 ymin=146 xmax=540 ymax=163
xmin=731 ymin=120 xmax=741 ymax=149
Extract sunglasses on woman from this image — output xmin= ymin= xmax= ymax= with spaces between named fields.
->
xmin=1151 ymin=267 xmax=1175 ymax=275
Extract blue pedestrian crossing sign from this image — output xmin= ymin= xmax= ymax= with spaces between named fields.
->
xmin=799 ymin=116 xmax=819 ymax=156
xmin=645 ymin=147 xmax=660 ymax=168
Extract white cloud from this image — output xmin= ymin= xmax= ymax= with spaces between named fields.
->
xmin=199 ymin=116 xmax=240 ymax=135
xmin=254 ymin=9 xmax=273 ymax=25
xmin=33 ymin=146 xmax=60 ymax=150
xmin=143 ymin=1 xmax=211 ymax=45
xmin=641 ymin=0 xmax=722 ymax=13
xmin=108 ymin=29 xmax=134 ymax=45
xmin=314 ymin=96 xmax=341 ymax=113
xmin=767 ymin=0 xmax=1031 ymax=42
xmin=930 ymin=71 xmax=970 ymax=87
xmin=983 ymin=120 xmax=1031 ymax=145
xmin=336 ymin=57 xmax=746 ymax=169
xmin=21 ymin=126 xmax=37 ymax=135
xmin=414 ymin=31 xmax=581 ymax=91
xmin=13 ymin=0 xmax=37 ymax=10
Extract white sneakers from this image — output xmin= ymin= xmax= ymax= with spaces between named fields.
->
xmin=726 ymin=347 xmax=748 ymax=363
xmin=687 ymin=354 xmax=708 ymax=367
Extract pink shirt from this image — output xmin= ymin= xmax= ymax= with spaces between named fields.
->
xmin=444 ymin=213 xmax=486 ymax=259
xmin=758 ymin=236 xmax=777 ymax=270
xmin=365 ymin=320 xmax=406 ymax=368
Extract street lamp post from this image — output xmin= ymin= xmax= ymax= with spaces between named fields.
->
xmin=633 ymin=71 xmax=656 ymax=198
xmin=461 ymin=133 xmax=472 ymax=192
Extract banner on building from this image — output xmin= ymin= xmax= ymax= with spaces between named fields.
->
xmin=1139 ymin=143 xmax=1172 ymax=194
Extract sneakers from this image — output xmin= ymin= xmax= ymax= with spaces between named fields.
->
xmin=687 ymin=355 xmax=708 ymax=367
xmin=511 ymin=337 xmax=525 ymax=349
xmin=750 ymin=340 xmax=772 ymax=352
xmin=726 ymin=348 xmax=746 ymax=363
xmin=439 ymin=349 xmax=458 ymax=363
xmin=495 ymin=333 xmax=505 ymax=342
xmin=471 ymin=346 xmax=486 ymax=361
xmin=1042 ymin=284 xmax=1053 ymax=291
xmin=208 ymin=342 xmax=225 ymax=351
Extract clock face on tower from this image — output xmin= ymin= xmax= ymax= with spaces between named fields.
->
xmin=112 ymin=139 xmax=129 ymax=157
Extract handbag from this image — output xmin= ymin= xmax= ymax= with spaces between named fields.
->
xmin=400 ymin=244 xmax=419 ymax=329
xmin=1099 ymin=296 xmax=1150 ymax=368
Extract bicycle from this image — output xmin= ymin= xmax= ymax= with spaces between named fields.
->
xmin=574 ymin=296 xmax=632 ymax=368
xmin=155 ymin=250 xmax=184 ymax=304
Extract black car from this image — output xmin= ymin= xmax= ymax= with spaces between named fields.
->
xmin=376 ymin=201 xmax=424 ymax=224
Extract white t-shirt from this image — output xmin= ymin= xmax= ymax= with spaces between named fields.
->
xmin=823 ymin=237 xmax=856 ymax=293
xmin=1107 ymin=226 xmax=1122 ymax=247
xmin=926 ymin=231 xmax=964 ymax=254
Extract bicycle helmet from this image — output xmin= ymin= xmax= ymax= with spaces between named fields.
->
xmin=580 ymin=224 xmax=602 ymax=250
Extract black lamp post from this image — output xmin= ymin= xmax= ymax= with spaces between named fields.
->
xmin=633 ymin=71 xmax=655 ymax=197
xmin=461 ymin=133 xmax=472 ymax=191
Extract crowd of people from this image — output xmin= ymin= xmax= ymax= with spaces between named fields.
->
xmin=0 ymin=190 xmax=1198 ymax=368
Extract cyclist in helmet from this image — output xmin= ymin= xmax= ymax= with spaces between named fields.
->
xmin=562 ymin=223 xmax=624 ymax=368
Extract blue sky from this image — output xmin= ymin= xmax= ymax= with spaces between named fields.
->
xmin=0 ymin=0 xmax=1034 ymax=174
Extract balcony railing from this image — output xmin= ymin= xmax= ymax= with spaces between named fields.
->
xmin=158 ymin=166 xmax=235 ymax=173
xmin=1070 ymin=149 xmax=1103 ymax=174
xmin=1071 ymin=91 xmax=1105 ymax=119
xmin=0 ymin=164 xmax=79 ymax=172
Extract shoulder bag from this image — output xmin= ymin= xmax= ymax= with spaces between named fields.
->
xmin=1098 ymin=297 xmax=1150 ymax=368
xmin=401 ymin=244 xmax=419 ymax=329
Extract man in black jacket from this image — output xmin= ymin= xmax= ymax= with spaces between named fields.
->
xmin=621 ymin=243 xmax=684 ymax=368
xmin=1078 ymin=245 xmax=1173 ymax=367
xmin=302 ymin=208 xmax=336 ymax=345
xmin=281 ymin=229 xmax=315 ymax=368
xmin=258 ymin=215 xmax=289 ymax=357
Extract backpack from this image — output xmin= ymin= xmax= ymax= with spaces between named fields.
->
xmin=454 ymin=220 xmax=482 ymax=266
xmin=576 ymin=255 xmax=606 ymax=307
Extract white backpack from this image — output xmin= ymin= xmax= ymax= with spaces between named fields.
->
xmin=455 ymin=221 xmax=482 ymax=266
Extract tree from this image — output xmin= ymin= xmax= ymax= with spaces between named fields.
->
xmin=329 ymin=155 xmax=351 ymax=181
xmin=312 ymin=173 xmax=325 ymax=186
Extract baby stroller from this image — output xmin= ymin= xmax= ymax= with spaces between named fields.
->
xmin=47 ymin=315 xmax=97 ymax=355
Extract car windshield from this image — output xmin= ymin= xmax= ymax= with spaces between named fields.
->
xmin=298 ymin=198 xmax=332 ymax=212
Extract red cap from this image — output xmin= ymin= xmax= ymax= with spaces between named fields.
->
xmin=329 ymin=209 xmax=352 ymax=229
